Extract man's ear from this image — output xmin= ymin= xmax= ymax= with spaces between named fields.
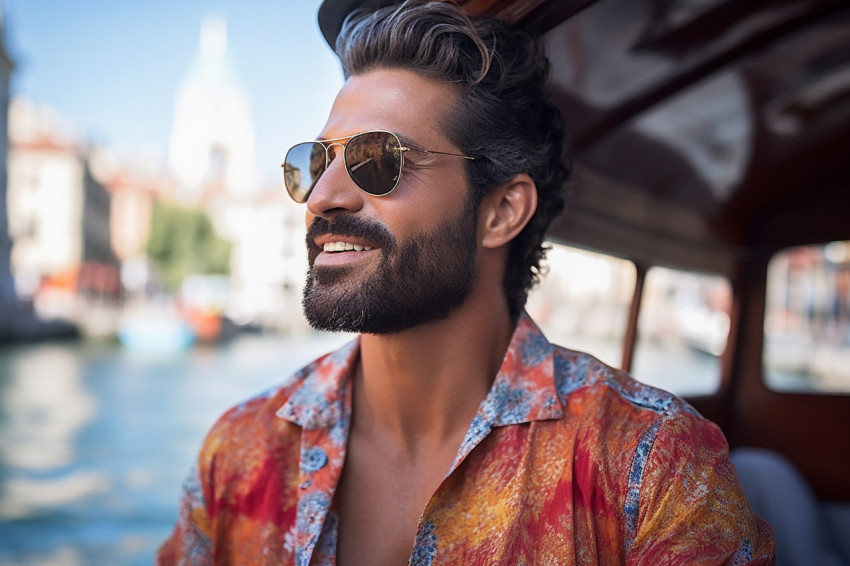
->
xmin=479 ymin=173 xmax=537 ymax=249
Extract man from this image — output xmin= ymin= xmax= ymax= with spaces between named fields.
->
xmin=159 ymin=1 xmax=775 ymax=564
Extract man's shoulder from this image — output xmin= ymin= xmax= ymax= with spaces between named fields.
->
xmin=548 ymin=343 xmax=705 ymax=428
xmin=542 ymin=343 xmax=732 ymax=489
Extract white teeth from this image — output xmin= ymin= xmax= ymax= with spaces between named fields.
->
xmin=323 ymin=242 xmax=374 ymax=252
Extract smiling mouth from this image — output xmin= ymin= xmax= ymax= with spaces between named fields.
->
xmin=322 ymin=241 xmax=374 ymax=252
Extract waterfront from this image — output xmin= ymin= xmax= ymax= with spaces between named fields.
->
xmin=0 ymin=332 xmax=350 ymax=565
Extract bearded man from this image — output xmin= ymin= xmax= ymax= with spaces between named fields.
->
xmin=159 ymin=1 xmax=775 ymax=564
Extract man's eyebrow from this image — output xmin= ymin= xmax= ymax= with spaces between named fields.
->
xmin=314 ymin=132 xmax=357 ymax=143
xmin=395 ymin=132 xmax=425 ymax=149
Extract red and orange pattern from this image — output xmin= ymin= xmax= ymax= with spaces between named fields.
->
xmin=158 ymin=313 xmax=775 ymax=565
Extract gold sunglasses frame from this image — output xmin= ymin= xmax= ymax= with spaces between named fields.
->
xmin=282 ymin=129 xmax=474 ymax=203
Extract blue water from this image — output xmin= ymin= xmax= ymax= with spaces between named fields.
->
xmin=0 ymin=332 xmax=350 ymax=565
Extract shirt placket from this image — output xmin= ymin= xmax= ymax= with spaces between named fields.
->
xmin=409 ymin=412 xmax=495 ymax=566
xmin=408 ymin=317 xmax=563 ymax=564
xmin=294 ymin=424 xmax=348 ymax=566
xmin=276 ymin=341 xmax=358 ymax=566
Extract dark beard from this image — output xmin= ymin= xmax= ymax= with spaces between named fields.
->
xmin=302 ymin=199 xmax=478 ymax=334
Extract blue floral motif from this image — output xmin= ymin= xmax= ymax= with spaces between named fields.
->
xmin=329 ymin=413 xmax=350 ymax=447
xmin=296 ymin=491 xmax=330 ymax=534
xmin=181 ymin=465 xmax=205 ymax=507
xmin=279 ymin=383 xmax=341 ymax=428
xmin=178 ymin=466 xmax=214 ymax=559
xmin=609 ymin=379 xmax=674 ymax=413
xmin=624 ymin=419 xmax=662 ymax=550
xmin=277 ymin=340 xmax=358 ymax=430
xmin=680 ymin=399 xmax=702 ymax=418
xmin=485 ymin=379 xmax=531 ymax=425
xmin=520 ymin=329 xmax=550 ymax=367
xmin=295 ymin=491 xmax=332 ymax=566
xmin=410 ymin=521 xmax=438 ymax=566
xmin=453 ymin=414 xmax=492 ymax=471
xmin=553 ymin=353 xmax=589 ymax=399
xmin=471 ymin=412 xmax=491 ymax=436
xmin=731 ymin=539 xmax=754 ymax=565
xmin=300 ymin=446 xmax=328 ymax=473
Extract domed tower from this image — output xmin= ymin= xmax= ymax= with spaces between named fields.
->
xmin=168 ymin=15 xmax=257 ymax=200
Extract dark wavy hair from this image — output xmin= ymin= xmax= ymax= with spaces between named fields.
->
xmin=336 ymin=0 xmax=571 ymax=319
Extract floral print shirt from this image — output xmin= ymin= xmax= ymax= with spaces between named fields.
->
xmin=158 ymin=313 xmax=775 ymax=565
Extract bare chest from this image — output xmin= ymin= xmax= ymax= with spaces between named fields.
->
xmin=334 ymin=440 xmax=458 ymax=566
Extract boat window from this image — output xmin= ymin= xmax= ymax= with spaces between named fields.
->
xmin=764 ymin=241 xmax=850 ymax=394
xmin=632 ymin=267 xmax=731 ymax=396
xmin=527 ymin=243 xmax=635 ymax=368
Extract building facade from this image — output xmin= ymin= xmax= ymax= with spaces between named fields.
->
xmin=7 ymin=97 xmax=117 ymax=322
xmin=0 ymin=11 xmax=15 ymax=331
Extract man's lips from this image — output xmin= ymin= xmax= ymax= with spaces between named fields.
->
xmin=313 ymin=234 xmax=377 ymax=252
xmin=312 ymin=234 xmax=380 ymax=267
xmin=306 ymin=215 xmax=393 ymax=269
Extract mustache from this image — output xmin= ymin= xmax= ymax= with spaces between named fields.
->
xmin=306 ymin=215 xmax=394 ymax=251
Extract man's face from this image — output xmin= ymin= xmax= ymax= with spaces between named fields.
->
xmin=301 ymin=69 xmax=478 ymax=334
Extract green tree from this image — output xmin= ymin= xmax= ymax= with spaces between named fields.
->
xmin=146 ymin=202 xmax=231 ymax=290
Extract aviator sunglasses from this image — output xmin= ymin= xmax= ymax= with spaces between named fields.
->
xmin=282 ymin=129 xmax=474 ymax=203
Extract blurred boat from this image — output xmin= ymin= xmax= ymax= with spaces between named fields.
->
xmin=117 ymin=312 xmax=195 ymax=352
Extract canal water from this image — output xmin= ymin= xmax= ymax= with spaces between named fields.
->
xmin=0 ymin=332 xmax=351 ymax=565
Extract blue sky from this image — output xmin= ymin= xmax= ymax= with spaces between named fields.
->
xmin=1 ymin=0 xmax=344 ymax=184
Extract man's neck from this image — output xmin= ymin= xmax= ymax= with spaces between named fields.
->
xmin=354 ymin=289 xmax=514 ymax=454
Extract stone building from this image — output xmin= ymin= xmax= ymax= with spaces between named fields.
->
xmin=0 ymin=9 xmax=15 ymax=332
xmin=6 ymin=97 xmax=118 ymax=322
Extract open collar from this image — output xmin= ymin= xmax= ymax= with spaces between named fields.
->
xmin=273 ymin=312 xmax=564 ymax=564
xmin=276 ymin=312 xmax=564 ymax=456
xmin=277 ymin=312 xmax=563 ymax=429
xmin=276 ymin=338 xmax=359 ymax=429
xmin=276 ymin=312 xmax=564 ymax=432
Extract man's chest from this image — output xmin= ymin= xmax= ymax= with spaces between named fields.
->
xmin=332 ymin=434 xmax=462 ymax=566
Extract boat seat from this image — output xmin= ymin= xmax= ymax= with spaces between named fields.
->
xmin=731 ymin=447 xmax=850 ymax=566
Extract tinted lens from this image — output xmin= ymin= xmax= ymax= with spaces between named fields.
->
xmin=283 ymin=142 xmax=327 ymax=203
xmin=345 ymin=131 xmax=403 ymax=196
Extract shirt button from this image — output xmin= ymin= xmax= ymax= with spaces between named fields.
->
xmin=301 ymin=447 xmax=329 ymax=473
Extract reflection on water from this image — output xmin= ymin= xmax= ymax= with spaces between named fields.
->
xmin=1 ymin=346 xmax=95 ymax=474
xmin=0 ymin=332 xmax=350 ymax=565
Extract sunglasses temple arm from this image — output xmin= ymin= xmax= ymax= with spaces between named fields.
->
xmin=414 ymin=148 xmax=475 ymax=160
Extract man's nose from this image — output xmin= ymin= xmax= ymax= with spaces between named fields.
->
xmin=306 ymin=154 xmax=365 ymax=218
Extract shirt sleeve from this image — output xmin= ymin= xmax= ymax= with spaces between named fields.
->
xmin=156 ymin=464 xmax=214 ymax=565
xmin=625 ymin=412 xmax=776 ymax=565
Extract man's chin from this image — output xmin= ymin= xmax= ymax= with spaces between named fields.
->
xmin=302 ymin=297 xmax=371 ymax=334
xmin=302 ymin=277 xmax=364 ymax=332
xmin=302 ymin=283 xmax=470 ymax=335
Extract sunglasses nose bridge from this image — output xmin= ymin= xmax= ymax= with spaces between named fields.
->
xmin=325 ymin=141 xmax=346 ymax=164
xmin=305 ymin=142 xmax=367 ymax=216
